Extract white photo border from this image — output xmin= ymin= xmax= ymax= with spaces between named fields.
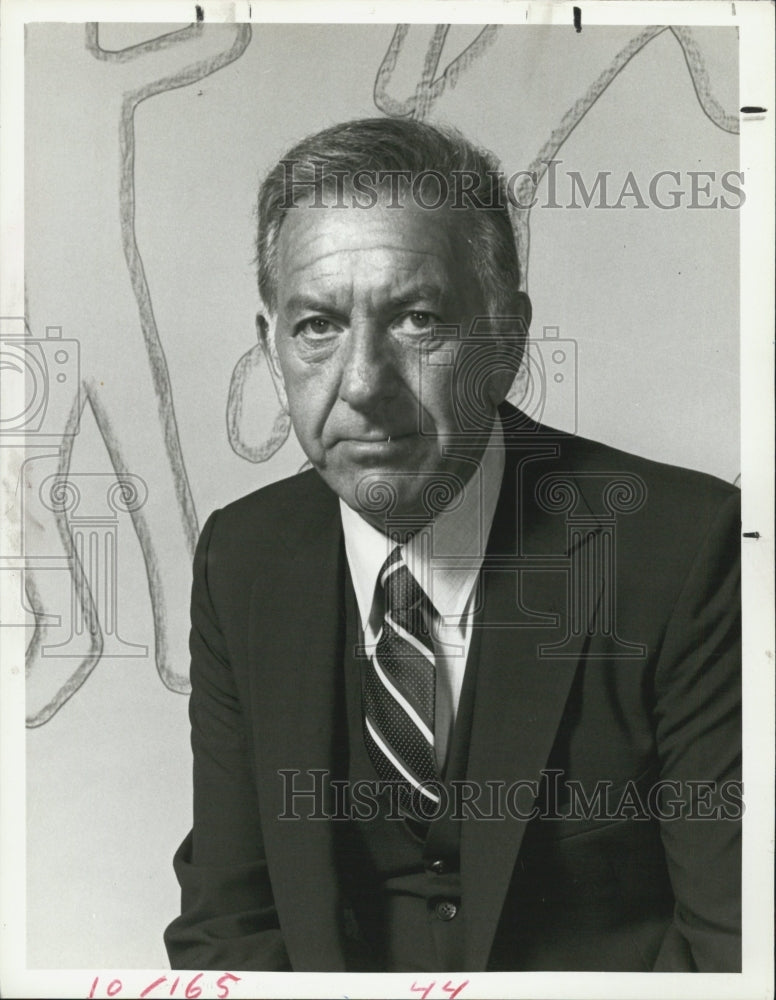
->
xmin=1 ymin=1 xmax=773 ymax=998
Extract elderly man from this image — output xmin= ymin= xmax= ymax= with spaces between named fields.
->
xmin=165 ymin=118 xmax=741 ymax=972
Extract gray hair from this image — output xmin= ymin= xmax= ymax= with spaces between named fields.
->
xmin=255 ymin=117 xmax=521 ymax=317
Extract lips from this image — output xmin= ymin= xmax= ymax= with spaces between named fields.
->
xmin=335 ymin=429 xmax=417 ymax=444
xmin=348 ymin=433 xmax=410 ymax=442
xmin=331 ymin=432 xmax=420 ymax=463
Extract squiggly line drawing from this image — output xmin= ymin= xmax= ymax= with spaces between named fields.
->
xmin=116 ymin=22 xmax=252 ymax=554
xmin=671 ymin=26 xmax=740 ymax=134
xmin=373 ymin=24 xmax=738 ymax=288
xmin=227 ymin=343 xmax=292 ymax=462
xmin=513 ymin=27 xmax=738 ymax=285
xmin=373 ymin=24 xmax=501 ymax=120
xmin=23 ymin=22 xmax=252 ymax=726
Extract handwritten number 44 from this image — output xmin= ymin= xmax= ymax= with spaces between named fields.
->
xmin=410 ymin=981 xmax=469 ymax=1000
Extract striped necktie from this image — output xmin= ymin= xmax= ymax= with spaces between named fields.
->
xmin=362 ymin=546 xmax=441 ymax=821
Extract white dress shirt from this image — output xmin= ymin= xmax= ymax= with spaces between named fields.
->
xmin=340 ymin=417 xmax=505 ymax=773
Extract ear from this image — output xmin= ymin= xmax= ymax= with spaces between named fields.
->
xmin=256 ymin=312 xmax=288 ymax=411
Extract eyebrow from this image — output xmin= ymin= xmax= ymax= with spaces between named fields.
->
xmin=282 ymin=284 xmax=447 ymax=316
xmin=282 ymin=294 xmax=338 ymax=315
xmin=389 ymin=283 xmax=447 ymax=309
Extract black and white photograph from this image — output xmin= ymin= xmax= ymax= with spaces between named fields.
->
xmin=0 ymin=1 xmax=773 ymax=997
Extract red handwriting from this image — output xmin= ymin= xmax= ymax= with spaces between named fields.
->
xmin=410 ymin=981 xmax=469 ymax=1000
xmin=87 ymin=973 xmax=241 ymax=999
xmin=88 ymin=973 xmax=466 ymax=999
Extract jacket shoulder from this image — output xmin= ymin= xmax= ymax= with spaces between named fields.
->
xmin=547 ymin=429 xmax=741 ymax=563
xmin=504 ymin=404 xmax=738 ymax=510
xmin=203 ymin=468 xmax=338 ymax=557
xmin=222 ymin=467 xmax=331 ymax=522
xmin=561 ymin=430 xmax=739 ymax=504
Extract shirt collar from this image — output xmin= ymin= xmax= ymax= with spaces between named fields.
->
xmin=340 ymin=416 xmax=505 ymax=634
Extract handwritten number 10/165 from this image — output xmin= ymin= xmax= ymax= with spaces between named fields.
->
xmin=87 ymin=974 xmax=241 ymax=999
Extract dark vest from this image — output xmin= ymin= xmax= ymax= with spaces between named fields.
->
xmin=337 ymin=571 xmax=484 ymax=971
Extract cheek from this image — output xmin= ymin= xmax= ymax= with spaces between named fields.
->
xmin=415 ymin=364 xmax=458 ymax=427
xmin=282 ymin=363 xmax=339 ymax=443
xmin=287 ymin=382 xmax=322 ymax=430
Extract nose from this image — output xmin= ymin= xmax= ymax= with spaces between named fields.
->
xmin=338 ymin=321 xmax=400 ymax=413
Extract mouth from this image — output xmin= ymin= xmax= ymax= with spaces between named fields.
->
xmin=334 ymin=432 xmax=419 ymax=461
xmin=347 ymin=432 xmax=412 ymax=443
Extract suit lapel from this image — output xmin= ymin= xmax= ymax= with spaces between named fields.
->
xmin=462 ymin=424 xmax=602 ymax=969
xmin=246 ymin=477 xmax=350 ymax=971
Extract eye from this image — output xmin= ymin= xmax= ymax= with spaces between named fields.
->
xmin=296 ymin=317 xmax=340 ymax=338
xmin=392 ymin=311 xmax=439 ymax=335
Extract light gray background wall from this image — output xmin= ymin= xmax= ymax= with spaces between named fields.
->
xmin=22 ymin=22 xmax=738 ymax=967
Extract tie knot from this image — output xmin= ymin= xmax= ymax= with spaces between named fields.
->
xmin=380 ymin=548 xmax=430 ymax=622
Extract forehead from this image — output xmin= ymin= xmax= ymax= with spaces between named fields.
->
xmin=275 ymin=197 xmax=474 ymax=301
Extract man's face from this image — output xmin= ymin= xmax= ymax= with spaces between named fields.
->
xmin=270 ymin=195 xmax=518 ymax=525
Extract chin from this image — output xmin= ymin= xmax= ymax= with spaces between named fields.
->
xmin=353 ymin=470 xmax=461 ymax=525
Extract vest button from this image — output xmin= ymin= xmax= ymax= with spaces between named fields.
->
xmin=429 ymin=859 xmax=447 ymax=875
xmin=435 ymin=899 xmax=458 ymax=921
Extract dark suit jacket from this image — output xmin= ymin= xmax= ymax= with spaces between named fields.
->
xmin=165 ymin=409 xmax=741 ymax=972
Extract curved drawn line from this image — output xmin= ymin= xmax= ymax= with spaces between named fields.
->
xmin=516 ymin=26 xmax=739 ymax=287
xmin=374 ymin=24 xmax=740 ymax=293
xmin=514 ymin=26 xmax=668 ymax=287
xmin=373 ymin=24 xmax=411 ymax=116
xmin=85 ymin=22 xmax=204 ymax=62
xmin=526 ymin=28 xmax=668 ymax=184
xmin=226 ymin=344 xmax=292 ymax=463
xmin=26 ymin=395 xmax=104 ymax=728
xmin=85 ymin=390 xmax=190 ymax=696
xmin=24 ymin=575 xmax=45 ymax=672
xmin=670 ymin=26 xmax=739 ymax=134
xmin=116 ymin=23 xmax=253 ymax=558
xmin=374 ymin=23 xmax=500 ymax=119
xmin=26 ymin=25 xmax=254 ymax=725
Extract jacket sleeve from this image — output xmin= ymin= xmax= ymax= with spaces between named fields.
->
xmin=164 ymin=510 xmax=291 ymax=970
xmin=651 ymin=489 xmax=742 ymax=971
